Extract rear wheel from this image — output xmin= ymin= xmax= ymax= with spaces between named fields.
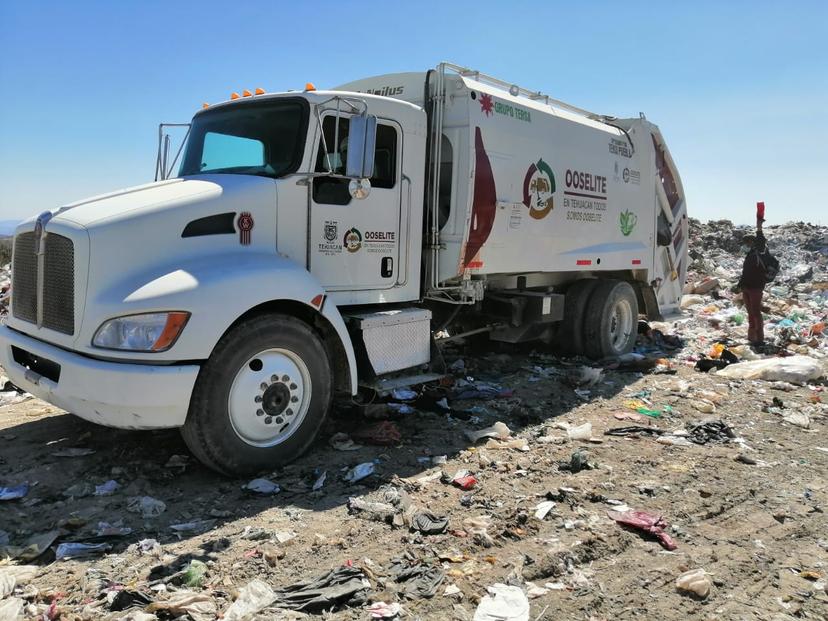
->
xmin=558 ymin=279 xmax=600 ymax=355
xmin=182 ymin=314 xmax=332 ymax=475
xmin=583 ymin=280 xmax=639 ymax=359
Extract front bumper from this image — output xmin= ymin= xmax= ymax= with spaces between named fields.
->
xmin=0 ymin=324 xmax=199 ymax=429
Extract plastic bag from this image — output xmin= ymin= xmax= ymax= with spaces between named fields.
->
xmin=716 ymin=355 xmax=824 ymax=383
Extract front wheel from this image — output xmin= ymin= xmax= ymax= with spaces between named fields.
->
xmin=182 ymin=314 xmax=332 ymax=475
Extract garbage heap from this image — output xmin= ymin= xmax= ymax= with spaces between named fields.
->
xmin=0 ymin=263 xmax=9 ymax=318
xmin=678 ymin=219 xmax=828 ymax=358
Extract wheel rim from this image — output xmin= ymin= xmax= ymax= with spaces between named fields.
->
xmin=228 ymin=348 xmax=312 ymax=448
xmin=609 ymin=298 xmax=634 ymax=352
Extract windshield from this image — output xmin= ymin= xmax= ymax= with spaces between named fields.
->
xmin=179 ymin=98 xmax=308 ymax=179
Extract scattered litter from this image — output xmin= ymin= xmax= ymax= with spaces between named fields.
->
xmin=147 ymin=591 xmax=217 ymax=621
xmin=330 ymin=432 xmax=362 ymax=451
xmin=452 ymin=471 xmax=478 ymax=490
xmin=344 ymin=462 xmax=376 ymax=483
xmin=716 ymin=355 xmax=824 ymax=382
xmin=271 ymin=566 xmax=370 ymax=612
xmin=352 ymin=420 xmax=402 ymax=445
xmin=607 ymin=509 xmax=677 ymax=550
xmin=94 ymin=521 xmax=132 ymax=537
xmin=687 ymin=420 xmax=736 ymax=444
xmin=566 ymin=422 xmax=593 ymax=441
xmin=0 ymin=483 xmax=28 ymax=501
xmin=62 ymin=481 xmax=94 ymax=498
xmin=782 ymin=411 xmax=811 ymax=428
xmin=55 ymin=542 xmax=111 ymax=560
xmin=389 ymin=558 xmax=445 ymax=599
xmin=181 ymin=559 xmax=208 ymax=588
xmin=534 ymin=501 xmax=556 ymax=520
xmin=466 ymin=421 xmax=512 ymax=443
xmin=223 ymin=579 xmax=276 ymax=621
xmin=50 ymin=448 xmax=96 ymax=458
xmin=126 ymin=495 xmax=167 ymax=518
xmin=675 ymin=568 xmax=712 ymax=598
xmin=244 ymin=478 xmax=281 ymax=494
xmin=392 ymin=388 xmax=418 ymax=401
xmin=367 ymin=601 xmax=402 ymax=618
xmin=170 ymin=519 xmax=215 ymax=534
xmin=411 ymin=510 xmax=449 ymax=535
xmin=473 ymin=583 xmax=530 ymax=621
xmin=94 ymin=480 xmax=120 ymax=496
xmin=312 ymin=470 xmax=327 ymax=491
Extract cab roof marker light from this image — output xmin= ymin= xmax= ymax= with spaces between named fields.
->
xmin=304 ymin=82 xmax=316 ymax=92
xmin=255 ymin=87 xmax=265 ymax=95
xmin=230 ymin=92 xmax=240 ymax=100
xmin=242 ymin=89 xmax=252 ymax=97
xmin=202 ymin=103 xmax=210 ymax=109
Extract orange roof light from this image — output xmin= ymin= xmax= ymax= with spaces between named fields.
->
xmin=230 ymin=92 xmax=240 ymax=100
xmin=304 ymin=82 xmax=316 ymax=92
xmin=202 ymin=102 xmax=210 ymax=109
xmin=255 ymin=87 xmax=265 ymax=95
xmin=242 ymin=89 xmax=252 ymax=97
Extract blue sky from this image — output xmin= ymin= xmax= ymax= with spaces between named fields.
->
xmin=0 ymin=1 xmax=826 ymax=225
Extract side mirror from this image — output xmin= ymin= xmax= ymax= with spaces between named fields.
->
xmin=346 ymin=114 xmax=377 ymax=179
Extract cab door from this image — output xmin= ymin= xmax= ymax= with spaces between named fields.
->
xmin=309 ymin=114 xmax=402 ymax=291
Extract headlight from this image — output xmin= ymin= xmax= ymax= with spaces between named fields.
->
xmin=93 ymin=312 xmax=190 ymax=352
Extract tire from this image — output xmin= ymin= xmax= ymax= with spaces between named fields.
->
xmin=583 ymin=280 xmax=639 ymax=360
xmin=182 ymin=314 xmax=332 ymax=476
xmin=558 ymin=279 xmax=600 ymax=356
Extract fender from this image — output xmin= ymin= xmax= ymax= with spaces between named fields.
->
xmin=77 ymin=252 xmax=359 ymax=394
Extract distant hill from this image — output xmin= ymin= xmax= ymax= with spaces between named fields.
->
xmin=0 ymin=220 xmax=22 ymax=236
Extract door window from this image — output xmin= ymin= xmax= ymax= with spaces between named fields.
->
xmin=313 ymin=117 xmax=398 ymax=205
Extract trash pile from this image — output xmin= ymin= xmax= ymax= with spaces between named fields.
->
xmin=0 ymin=263 xmax=9 ymax=318
xmin=682 ymin=219 xmax=828 ymax=358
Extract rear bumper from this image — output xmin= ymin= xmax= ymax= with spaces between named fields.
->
xmin=0 ymin=324 xmax=199 ymax=429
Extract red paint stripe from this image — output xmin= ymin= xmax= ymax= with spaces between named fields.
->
xmin=632 ymin=259 xmax=642 ymax=265
xmin=576 ymin=260 xmax=592 ymax=266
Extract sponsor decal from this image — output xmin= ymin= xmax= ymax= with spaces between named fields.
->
xmin=479 ymin=92 xmax=531 ymax=122
xmin=318 ymin=220 xmax=342 ymax=256
xmin=480 ymin=93 xmax=494 ymax=117
xmin=623 ymin=167 xmax=641 ymax=185
xmin=237 ymin=212 xmax=254 ymax=245
xmin=619 ymin=210 xmax=637 ymax=236
xmin=521 ymin=158 xmax=556 ymax=220
xmin=563 ymin=168 xmax=608 ymax=224
xmin=609 ymin=137 xmax=632 ymax=158
xmin=343 ymin=227 xmax=363 ymax=253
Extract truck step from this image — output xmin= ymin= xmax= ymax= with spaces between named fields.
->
xmin=361 ymin=372 xmax=446 ymax=396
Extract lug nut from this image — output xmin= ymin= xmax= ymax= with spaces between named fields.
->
xmin=260 ymin=382 xmax=268 ymax=391
xmin=286 ymin=408 xmax=293 ymax=416
xmin=290 ymin=396 xmax=298 ymax=403
xmin=271 ymin=374 xmax=278 ymax=382
xmin=264 ymin=416 xmax=273 ymax=424
xmin=290 ymin=383 xmax=297 ymax=390
xmin=256 ymin=409 xmax=264 ymax=416
xmin=282 ymin=375 xmax=289 ymax=382
xmin=275 ymin=416 xmax=283 ymax=424
xmin=254 ymin=396 xmax=263 ymax=403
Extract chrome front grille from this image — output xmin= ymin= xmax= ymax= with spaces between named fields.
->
xmin=12 ymin=231 xmax=75 ymax=335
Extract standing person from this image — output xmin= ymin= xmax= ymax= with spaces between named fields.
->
xmin=737 ymin=215 xmax=767 ymax=348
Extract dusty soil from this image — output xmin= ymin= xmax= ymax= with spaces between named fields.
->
xmin=1 ymin=340 xmax=827 ymax=621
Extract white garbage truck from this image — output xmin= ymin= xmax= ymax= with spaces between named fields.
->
xmin=0 ymin=63 xmax=687 ymax=474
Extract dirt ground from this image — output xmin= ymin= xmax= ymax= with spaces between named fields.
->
xmin=1 ymin=339 xmax=826 ymax=621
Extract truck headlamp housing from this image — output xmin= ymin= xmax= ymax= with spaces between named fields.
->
xmin=92 ymin=312 xmax=190 ymax=352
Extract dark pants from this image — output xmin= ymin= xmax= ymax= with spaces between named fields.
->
xmin=742 ymin=288 xmax=764 ymax=344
